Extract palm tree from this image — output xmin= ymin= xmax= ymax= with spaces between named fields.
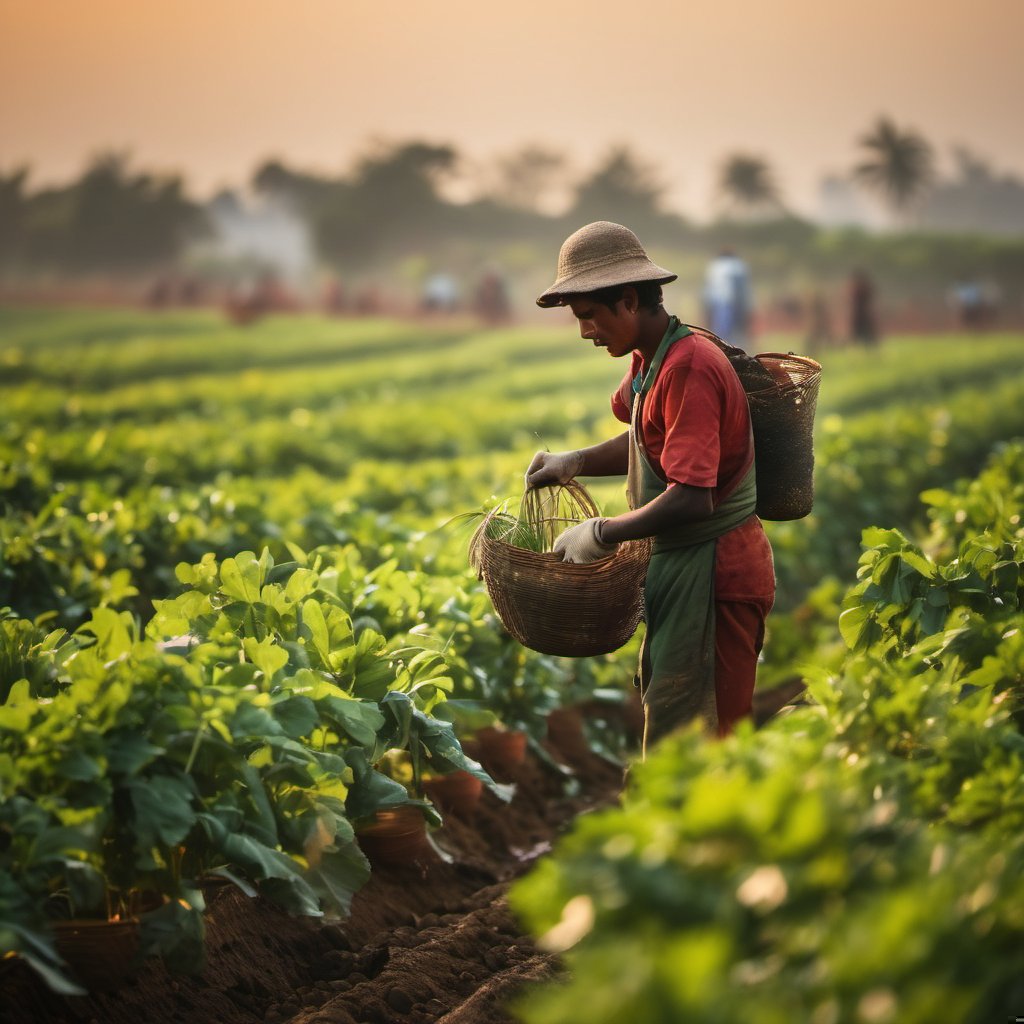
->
xmin=853 ymin=116 xmax=934 ymax=223
xmin=717 ymin=154 xmax=784 ymax=219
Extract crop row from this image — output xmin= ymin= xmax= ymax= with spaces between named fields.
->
xmin=1 ymin=545 xmax=540 ymax=991
xmin=510 ymin=444 xmax=1024 ymax=1024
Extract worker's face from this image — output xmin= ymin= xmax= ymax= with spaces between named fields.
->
xmin=567 ymin=290 xmax=639 ymax=358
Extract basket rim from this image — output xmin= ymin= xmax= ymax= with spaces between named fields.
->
xmin=476 ymin=530 xmax=650 ymax=572
xmin=754 ymin=351 xmax=822 ymax=373
xmin=748 ymin=352 xmax=821 ymax=395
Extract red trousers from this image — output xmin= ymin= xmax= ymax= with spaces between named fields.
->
xmin=714 ymin=597 xmax=771 ymax=736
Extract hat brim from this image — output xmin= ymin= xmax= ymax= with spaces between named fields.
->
xmin=536 ymin=260 xmax=677 ymax=308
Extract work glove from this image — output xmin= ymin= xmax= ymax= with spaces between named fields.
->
xmin=524 ymin=449 xmax=584 ymax=489
xmin=553 ymin=517 xmax=618 ymax=564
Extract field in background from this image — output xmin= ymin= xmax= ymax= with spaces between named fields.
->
xmin=4 ymin=305 xmax=1024 ymax=666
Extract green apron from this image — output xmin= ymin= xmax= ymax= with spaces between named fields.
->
xmin=628 ymin=317 xmax=757 ymax=749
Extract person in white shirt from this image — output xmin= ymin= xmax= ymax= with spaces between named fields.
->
xmin=703 ymin=249 xmax=752 ymax=351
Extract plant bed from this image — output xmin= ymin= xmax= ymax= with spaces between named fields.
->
xmin=0 ymin=701 xmax=630 ymax=1024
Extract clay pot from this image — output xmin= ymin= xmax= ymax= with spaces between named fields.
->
xmin=420 ymin=771 xmax=483 ymax=817
xmin=52 ymin=917 xmax=142 ymax=991
xmin=545 ymin=706 xmax=584 ymax=746
xmin=474 ymin=727 xmax=527 ymax=781
xmin=356 ymin=806 xmax=433 ymax=867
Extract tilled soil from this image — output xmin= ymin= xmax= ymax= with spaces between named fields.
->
xmin=4 ymin=687 xmax=804 ymax=1024
xmin=2 ymin=703 xmax=634 ymax=1024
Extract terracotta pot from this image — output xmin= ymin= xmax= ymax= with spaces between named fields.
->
xmin=475 ymin=727 xmax=527 ymax=780
xmin=52 ymin=917 xmax=142 ymax=991
xmin=420 ymin=771 xmax=483 ymax=817
xmin=356 ymin=806 xmax=432 ymax=867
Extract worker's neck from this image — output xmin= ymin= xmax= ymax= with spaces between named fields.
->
xmin=634 ymin=308 xmax=672 ymax=363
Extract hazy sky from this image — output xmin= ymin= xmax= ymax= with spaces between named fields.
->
xmin=2 ymin=0 xmax=1023 ymax=219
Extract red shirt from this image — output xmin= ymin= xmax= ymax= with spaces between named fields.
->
xmin=610 ymin=330 xmax=774 ymax=603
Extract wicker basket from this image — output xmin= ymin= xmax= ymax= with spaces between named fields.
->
xmin=746 ymin=352 xmax=822 ymax=521
xmin=469 ymin=482 xmax=651 ymax=657
xmin=687 ymin=326 xmax=822 ymax=522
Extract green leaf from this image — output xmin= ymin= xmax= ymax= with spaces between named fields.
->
xmin=306 ymin=843 xmax=371 ymax=918
xmin=284 ymin=567 xmax=319 ymax=604
xmin=106 ymin=732 xmax=165 ymax=776
xmin=272 ymin=695 xmax=319 ymax=739
xmin=56 ymin=747 xmax=104 ymax=782
xmin=900 ymin=548 xmax=935 ymax=578
xmin=838 ymin=605 xmax=870 ymax=650
xmin=343 ymin=748 xmax=413 ymax=821
xmin=861 ymin=526 xmax=907 ymax=550
xmin=128 ymin=774 xmax=198 ymax=849
xmin=219 ymin=553 xmax=263 ymax=605
xmin=78 ymin=607 xmax=135 ymax=658
xmin=242 ymin=636 xmax=289 ymax=684
xmin=3 ymin=924 xmax=86 ymax=996
xmin=230 ymin=702 xmax=282 ymax=738
xmin=991 ymin=560 xmax=1021 ymax=598
xmin=196 ymin=814 xmax=319 ymax=916
xmin=301 ymin=599 xmax=332 ymax=667
xmin=319 ymin=695 xmax=383 ymax=748
xmin=205 ymin=866 xmax=258 ymax=897
xmin=266 ymin=560 xmax=300 ymax=586
xmin=64 ymin=860 xmax=106 ymax=915
xmin=0 ymin=682 xmax=38 ymax=732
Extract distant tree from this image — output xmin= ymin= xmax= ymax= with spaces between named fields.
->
xmin=717 ymin=154 xmax=784 ymax=219
xmin=252 ymin=159 xmax=335 ymax=208
xmin=314 ymin=140 xmax=460 ymax=268
xmin=0 ymin=165 xmax=30 ymax=264
xmin=569 ymin=146 xmax=667 ymax=232
xmin=853 ymin=116 xmax=935 ymax=224
xmin=351 ymin=140 xmax=458 ymax=211
xmin=17 ymin=151 xmax=205 ymax=272
xmin=485 ymin=144 xmax=570 ymax=214
xmin=66 ymin=151 xmax=205 ymax=270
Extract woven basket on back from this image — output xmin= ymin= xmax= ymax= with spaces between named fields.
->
xmin=745 ymin=352 xmax=822 ymax=521
xmin=469 ymin=482 xmax=651 ymax=657
xmin=688 ymin=326 xmax=822 ymax=521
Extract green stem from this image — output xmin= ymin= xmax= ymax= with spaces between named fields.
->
xmin=184 ymin=720 xmax=206 ymax=774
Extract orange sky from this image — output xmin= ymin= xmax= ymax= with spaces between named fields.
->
xmin=2 ymin=0 xmax=1022 ymax=218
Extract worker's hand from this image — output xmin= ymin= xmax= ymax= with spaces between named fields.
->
xmin=524 ymin=450 xmax=584 ymax=489
xmin=553 ymin=517 xmax=618 ymax=564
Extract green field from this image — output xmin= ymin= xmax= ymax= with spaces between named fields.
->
xmin=2 ymin=306 xmax=1023 ymax=1017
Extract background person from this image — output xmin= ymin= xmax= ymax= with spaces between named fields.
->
xmin=525 ymin=222 xmax=775 ymax=751
xmin=848 ymin=268 xmax=879 ymax=345
xmin=702 ymin=247 xmax=753 ymax=351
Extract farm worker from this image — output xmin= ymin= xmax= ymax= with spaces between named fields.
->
xmin=702 ymin=247 xmax=753 ymax=351
xmin=525 ymin=221 xmax=775 ymax=751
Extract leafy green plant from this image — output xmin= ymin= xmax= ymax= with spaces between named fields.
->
xmin=510 ymin=460 xmax=1024 ymax=1024
xmin=1 ymin=547 xmax=507 ymax=992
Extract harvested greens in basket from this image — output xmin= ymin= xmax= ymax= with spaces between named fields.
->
xmin=467 ymin=481 xmax=600 ymax=561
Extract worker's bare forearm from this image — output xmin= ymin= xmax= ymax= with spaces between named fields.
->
xmin=600 ymin=484 xmax=714 ymax=543
xmin=578 ymin=432 xmax=629 ymax=476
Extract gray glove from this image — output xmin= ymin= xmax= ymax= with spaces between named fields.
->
xmin=525 ymin=449 xmax=584 ymax=489
xmin=553 ymin=517 xmax=618 ymax=564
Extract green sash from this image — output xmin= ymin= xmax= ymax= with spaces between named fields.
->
xmin=628 ymin=317 xmax=757 ymax=749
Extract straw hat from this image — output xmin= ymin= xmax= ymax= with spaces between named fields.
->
xmin=536 ymin=221 xmax=677 ymax=308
